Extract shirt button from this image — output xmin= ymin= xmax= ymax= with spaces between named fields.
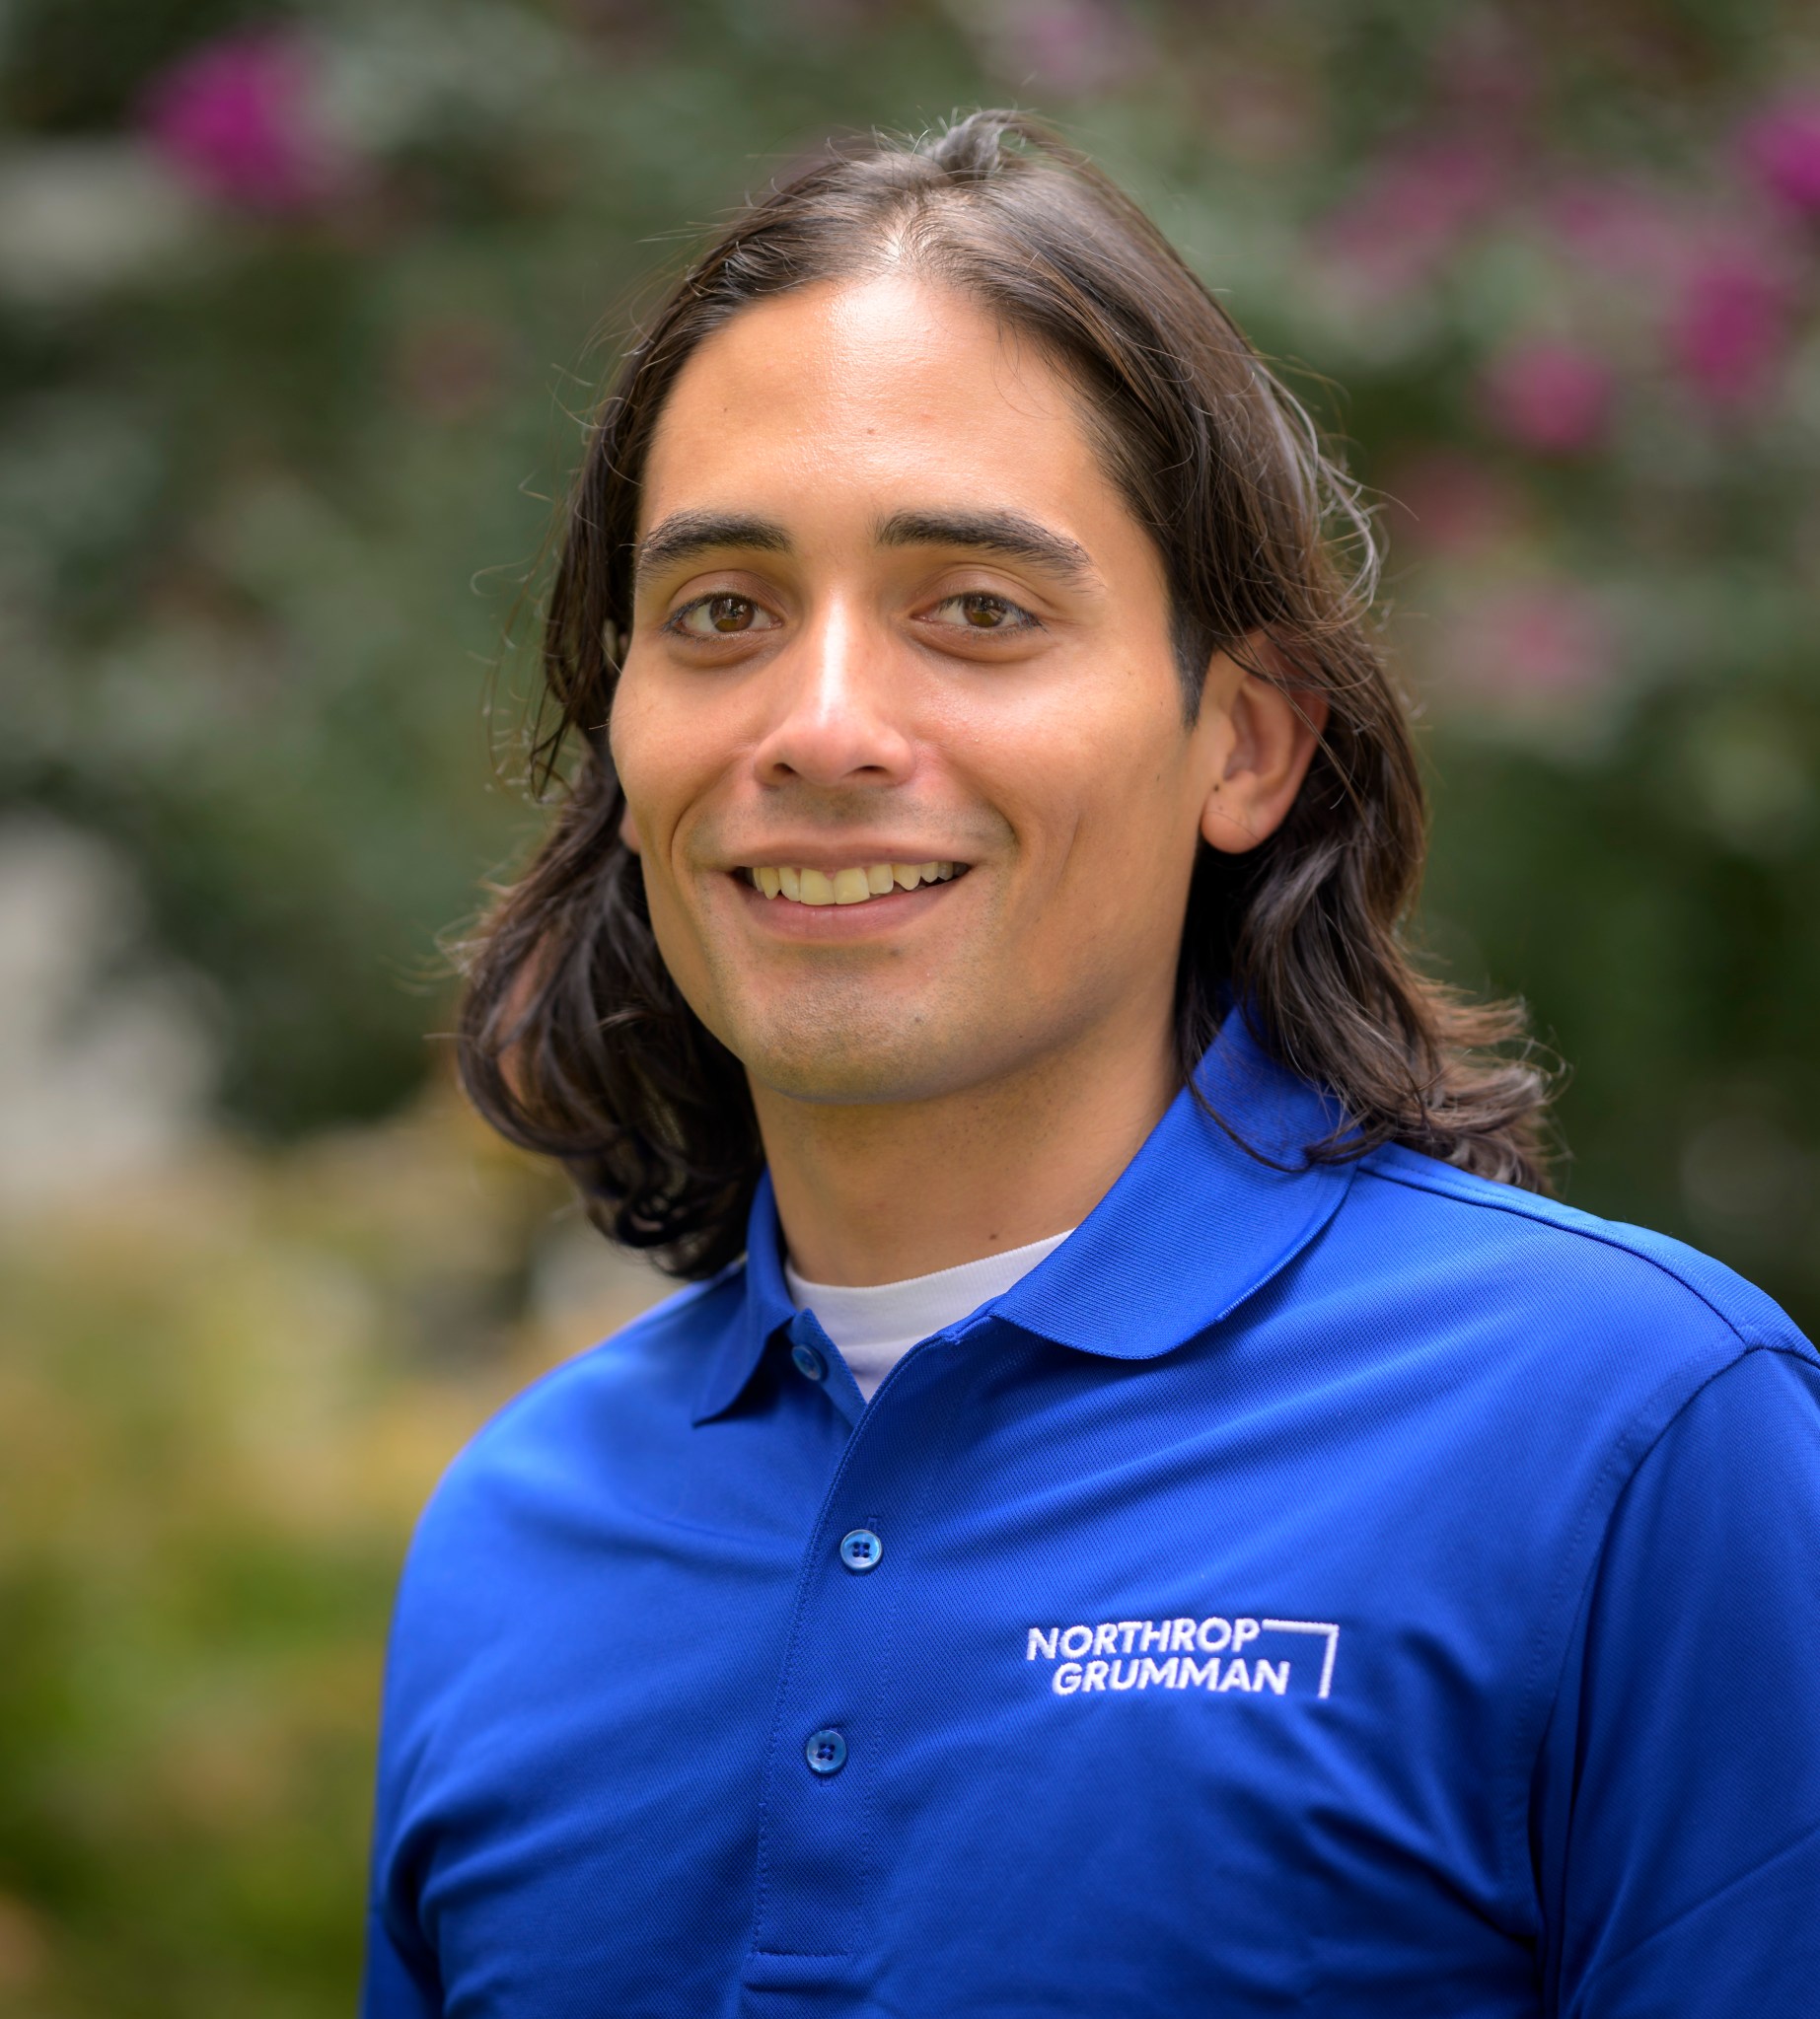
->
xmin=804 ymin=1727 xmax=847 ymax=1776
xmin=790 ymin=1341 xmax=827 ymax=1382
xmin=838 ymin=1528 xmax=883 ymax=1572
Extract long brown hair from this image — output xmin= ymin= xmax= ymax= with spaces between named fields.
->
xmin=454 ymin=109 xmax=1555 ymax=1279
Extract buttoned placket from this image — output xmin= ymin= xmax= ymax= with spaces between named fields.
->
xmin=739 ymin=1306 xmax=969 ymax=2004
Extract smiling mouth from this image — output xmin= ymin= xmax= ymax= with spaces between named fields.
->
xmin=743 ymin=861 xmax=965 ymax=906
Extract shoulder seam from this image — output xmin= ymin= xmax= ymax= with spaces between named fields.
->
xmin=1359 ymin=1154 xmax=1774 ymax=1353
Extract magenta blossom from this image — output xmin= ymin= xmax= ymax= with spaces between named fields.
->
xmin=1481 ymin=340 xmax=1614 ymax=456
xmin=1668 ymin=250 xmax=1794 ymax=409
xmin=1738 ymin=94 xmax=1820 ymax=215
xmin=1546 ymin=177 xmax=1689 ymax=287
xmin=977 ymin=0 xmax=1148 ymax=97
xmin=1384 ymin=451 xmax=1522 ymax=558
xmin=1451 ymin=582 xmax=1615 ymax=700
xmin=140 ymin=29 xmax=342 ymax=213
xmin=1322 ymin=135 xmax=1509 ymax=299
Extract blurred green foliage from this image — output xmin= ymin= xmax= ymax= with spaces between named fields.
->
xmin=2 ymin=0 xmax=1818 ymax=2010
xmin=0 ymin=1087 xmax=665 ymax=2013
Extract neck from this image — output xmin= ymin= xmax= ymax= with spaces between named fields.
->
xmin=752 ymin=1021 xmax=1180 ymax=1286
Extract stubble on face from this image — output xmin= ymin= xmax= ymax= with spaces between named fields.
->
xmin=613 ymin=273 xmax=1219 ymax=1123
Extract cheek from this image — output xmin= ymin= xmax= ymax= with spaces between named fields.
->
xmin=609 ymin=668 xmax=699 ymax=863
xmin=1023 ymin=740 xmax=1203 ymax=962
xmin=606 ymin=674 xmax=652 ymax=815
xmin=630 ymin=840 xmax=721 ymax=1033
xmin=1024 ymin=702 xmax=1197 ymax=865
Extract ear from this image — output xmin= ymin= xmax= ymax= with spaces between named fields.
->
xmin=619 ymin=800 xmax=644 ymax=856
xmin=1197 ymin=636 xmax=1329 ymax=856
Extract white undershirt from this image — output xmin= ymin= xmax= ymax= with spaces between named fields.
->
xmin=784 ymin=1230 xmax=1074 ymax=1402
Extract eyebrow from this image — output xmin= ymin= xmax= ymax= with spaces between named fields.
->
xmin=632 ymin=512 xmax=790 ymax=592
xmin=631 ymin=506 xmax=1100 ymax=595
xmin=877 ymin=509 xmax=1098 ymax=587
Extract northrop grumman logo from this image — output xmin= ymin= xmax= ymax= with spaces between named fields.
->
xmin=1025 ymin=1616 xmax=1340 ymax=1699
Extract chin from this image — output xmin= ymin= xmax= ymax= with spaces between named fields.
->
xmin=728 ymin=1003 xmax=995 ymax=1110
xmin=743 ymin=1039 xmax=949 ymax=1108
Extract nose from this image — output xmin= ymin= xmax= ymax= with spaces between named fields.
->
xmin=750 ymin=598 xmax=915 ymax=790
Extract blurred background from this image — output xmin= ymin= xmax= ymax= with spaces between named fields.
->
xmin=2 ymin=0 xmax=1817 ymax=2009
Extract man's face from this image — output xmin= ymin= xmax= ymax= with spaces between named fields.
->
xmin=612 ymin=273 xmax=1234 ymax=1111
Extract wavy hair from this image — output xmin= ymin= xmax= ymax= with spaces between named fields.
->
xmin=454 ymin=109 xmax=1555 ymax=1278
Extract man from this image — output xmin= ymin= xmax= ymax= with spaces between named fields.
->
xmin=363 ymin=113 xmax=1820 ymax=2016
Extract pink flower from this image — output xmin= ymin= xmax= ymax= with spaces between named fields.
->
xmin=1480 ymin=341 xmax=1614 ymax=455
xmin=1321 ymin=136 xmax=1509 ymax=299
xmin=1384 ymin=451 xmax=1522 ymax=558
xmin=1737 ymin=94 xmax=1820 ymax=215
xmin=975 ymin=0 xmax=1149 ymax=97
xmin=1545 ymin=177 xmax=1688 ymax=286
xmin=1451 ymin=583 xmax=1615 ymax=699
xmin=140 ymin=30 xmax=342 ymax=213
xmin=1667 ymin=250 xmax=1794 ymax=408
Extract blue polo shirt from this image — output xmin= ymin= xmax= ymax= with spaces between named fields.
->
xmin=363 ymin=1013 xmax=1820 ymax=2017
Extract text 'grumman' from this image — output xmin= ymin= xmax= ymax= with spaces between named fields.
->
xmin=1024 ymin=1615 xmax=1340 ymax=1699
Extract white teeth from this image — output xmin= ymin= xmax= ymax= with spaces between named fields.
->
xmin=747 ymin=860 xmax=967 ymax=905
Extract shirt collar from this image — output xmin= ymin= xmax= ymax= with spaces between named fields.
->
xmin=692 ymin=1006 xmax=1359 ymax=1423
xmin=989 ymin=1008 xmax=1357 ymax=1358
xmin=692 ymin=1163 xmax=798 ymax=1424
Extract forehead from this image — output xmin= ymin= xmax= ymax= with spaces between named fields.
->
xmin=637 ymin=274 xmax=1157 ymax=580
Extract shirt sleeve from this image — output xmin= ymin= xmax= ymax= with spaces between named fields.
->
xmin=1533 ymin=1343 xmax=1820 ymax=2018
xmin=360 ymin=1902 xmax=442 ymax=2019
xmin=360 ymin=1559 xmax=446 ymax=2019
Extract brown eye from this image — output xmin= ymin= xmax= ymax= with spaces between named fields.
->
xmin=672 ymin=594 xmax=779 ymax=639
xmin=927 ymin=592 xmax=1039 ymax=633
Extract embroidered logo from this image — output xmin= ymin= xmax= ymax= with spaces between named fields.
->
xmin=1024 ymin=1615 xmax=1340 ymax=1699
